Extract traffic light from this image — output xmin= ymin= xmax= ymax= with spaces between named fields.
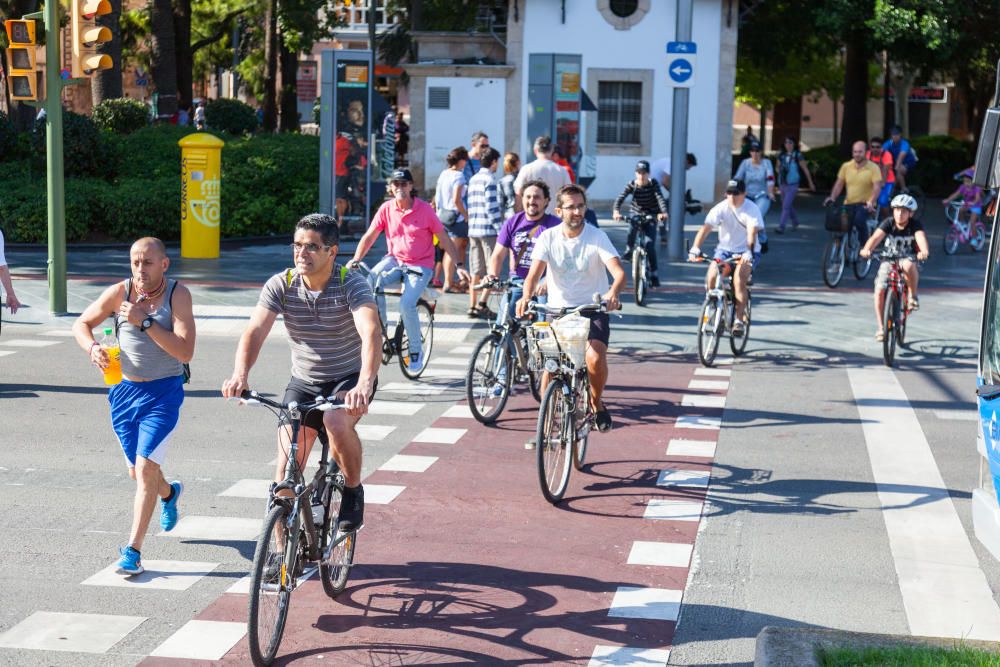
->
xmin=70 ymin=0 xmax=113 ymax=78
xmin=4 ymin=20 xmax=38 ymax=101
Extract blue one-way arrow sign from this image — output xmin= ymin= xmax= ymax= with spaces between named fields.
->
xmin=666 ymin=41 xmax=697 ymax=88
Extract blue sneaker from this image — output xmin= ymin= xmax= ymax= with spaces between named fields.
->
xmin=408 ymin=353 xmax=423 ymax=373
xmin=160 ymin=480 xmax=183 ymax=532
xmin=116 ymin=545 xmax=143 ymax=575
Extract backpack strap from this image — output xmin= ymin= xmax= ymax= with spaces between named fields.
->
xmin=514 ymin=223 xmax=544 ymax=267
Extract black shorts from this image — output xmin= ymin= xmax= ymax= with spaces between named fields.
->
xmin=279 ymin=373 xmax=378 ymax=432
xmin=583 ymin=312 xmax=611 ymax=346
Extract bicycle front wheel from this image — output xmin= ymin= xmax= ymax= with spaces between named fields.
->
xmin=972 ymin=224 xmax=987 ymax=252
xmin=853 ymin=233 xmax=874 ymax=279
xmin=729 ymin=293 xmax=751 ymax=356
xmin=248 ymin=504 xmax=294 ymax=667
xmin=319 ymin=481 xmax=356 ymax=598
xmin=943 ymin=229 xmax=960 ymax=255
xmin=697 ymin=298 xmax=722 ymax=367
xmin=822 ymin=236 xmax=846 ymax=288
xmin=536 ymin=378 xmax=572 ymax=504
xmin=399 ymin=301 xmax=434 ymax=379
xmin=466 ymin=332 xmax=512 ymax=424
xmin=882 ymin=289 xmax=899 ymax=367
xmin=632 ymin=247 xmax=647 ymax=306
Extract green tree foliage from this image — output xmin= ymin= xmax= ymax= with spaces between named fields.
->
xmin=93 ymin=98 xmax=149 ymax=134
xmin=205 ymin=97 xmax=258 ymax=135
xmin=30 ymin=112 xmax=106 ymax=177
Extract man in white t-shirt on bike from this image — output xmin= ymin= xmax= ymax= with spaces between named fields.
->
xmin=516 ymin=183 xmax=626 ymax=434
xmin=687 ymin=179 xmax=764 ymax=337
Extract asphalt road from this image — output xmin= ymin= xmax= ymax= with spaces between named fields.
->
xmin=0 ymin=195 xmax=995 ymax=666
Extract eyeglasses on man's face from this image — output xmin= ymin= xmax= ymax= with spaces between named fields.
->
xmin=290 ymin=242 xmax=330 ymax=254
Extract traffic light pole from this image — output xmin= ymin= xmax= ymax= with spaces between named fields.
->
xmin=43 ymin=0 xmax=66 ymax=314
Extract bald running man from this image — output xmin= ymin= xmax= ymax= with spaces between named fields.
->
xmin=73 ymin=237 xmax=196 ymax=575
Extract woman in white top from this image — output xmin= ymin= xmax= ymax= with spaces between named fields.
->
xmin=734 ymin=140 xmax=776 ymax=217
xmin=0 ymin=228 xmax=20 ymax=323
xmin=434 ymin=146 xmax=470 ymax=292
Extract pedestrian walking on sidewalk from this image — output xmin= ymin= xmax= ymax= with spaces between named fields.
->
xmin=776 ymin=136 xmax=815 ymax=233
xmin=72 ymin=237 xmax=196 ymax=575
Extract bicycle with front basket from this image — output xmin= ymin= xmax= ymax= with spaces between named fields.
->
xmin=524 ymin=296 xmax=611 ymax=504
xmin=351 ymin=261 xmax=435 ymax=379
xmin=465 ymin=277 xmax=542 ymax=424
xmin=233 ymin=390 xmax=357 ymax=667
xmin=822 ymin=202 xmax=877 ymax=288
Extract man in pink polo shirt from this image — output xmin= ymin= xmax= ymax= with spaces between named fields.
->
xmin=351 ymin=169 xmax=470 ymax=373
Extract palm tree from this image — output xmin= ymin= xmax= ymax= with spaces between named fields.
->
xmin=92 ymin=0 xmax=123 ymax=104
xmin=149 ymin=0 xmax=178 ymax=117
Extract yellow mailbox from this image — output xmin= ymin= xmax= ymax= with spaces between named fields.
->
xmin=179 ymin=133 xmax=224 ymax=258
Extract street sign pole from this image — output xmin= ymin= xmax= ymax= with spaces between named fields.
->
xmin=668 ymin=0 xmax=693 ymax=261
xmin=44 ymin=0 xmax=66 ymax=314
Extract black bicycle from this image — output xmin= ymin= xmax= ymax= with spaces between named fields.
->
xmin=691 ymin=254 xmax=752 ymax=366
xmin=465 ymin=277 xmax=542 ymax=424
xmin=626 ymin=213 xmax=655 ymax=306
xmin=235 ymin=390 xmax=357 ymax=667
xmin=822 ymin=202 xmax=876 ymax=288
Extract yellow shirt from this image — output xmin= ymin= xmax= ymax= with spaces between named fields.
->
xmin=837 ymin=160 xmax=882 ymax=205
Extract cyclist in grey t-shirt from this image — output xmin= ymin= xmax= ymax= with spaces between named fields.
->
xmin=223 ymin=214 xmax=381 ymax=533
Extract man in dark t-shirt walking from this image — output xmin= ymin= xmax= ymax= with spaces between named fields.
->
xmin=222 ymin=214 xmax=382 ymax=532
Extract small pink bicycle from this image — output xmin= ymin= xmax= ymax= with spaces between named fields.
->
xmin=943 ymin=200 xmax=987 ymax=254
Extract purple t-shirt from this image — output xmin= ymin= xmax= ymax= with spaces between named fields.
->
xmin=497 ymin=212 xmax=561 ymax=278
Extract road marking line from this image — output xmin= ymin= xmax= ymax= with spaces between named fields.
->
xmin=848 ymin=366 xmax=1000 ymax=640
xmin=379 ymin=454 xmax=438 ymax=473
xmin=441 ymin=405 xmax=474 ymax=419
xmin=0 ymin=611 xmax=146 ymax=653
xmin=627 ymin=541 xmax=692 ymax=568
xmin=681 ymin=394 xmax=726 ymax=408
xmin=227 ymin=576 xmax=252 ymax=594
xmin=159 ymin=516 xmax=259 ymax=540
xmin=357 ymin=424 xmax=396 ymax=441
xmin=449 ymin=345 xmax=475 ymax=354
xmin=368 ymin=400 xmax=426 ymax=416
xmin=656 ymin=469 xmax=711 ymax=489
xmin=378 ymin=382 xmax=448 ymax=395
xmin=82 ymin=560 xmax=219 ymax=591
xmin=41 ymin=329 xmax=76 ymax=337
xmin=676 ymin=415 xmax=721 ymax=430
xmin=365 ymin=484 xmax=406 ymax=504
xmin=607 ymin=586 xmax=682 ymax=621
xmin=933 ymin=410 xmax=978 ymax=421
xmin=0 ymin=339 xmax=60 ymax=347
xmin=420 ymin=367 xmax=466 ymax=379
xmin=432 ymin=356 xmax=470 ymax=367
xmin=643 ymin=499 xmax=703 ymax=522
xmin=694 ymin=368 xmax=731 ymax=377
xmin=150 ymin=620 xmax=246 ymax=660
xmin=413 ymin=427 xmax=466 ymax=444
xmin=588 ymin=645 xmax=670 ymax=667
xmin=0 ymin=351 xmax=15 ymax=357
xmin=667 ymin=439 xmax=717 ymax=458
xmin=688 ymin=379 xmax=729 ymax=391
xmin=218 ymin=479 xmax=270 ymax=498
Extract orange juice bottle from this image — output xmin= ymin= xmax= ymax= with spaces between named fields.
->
xmin=101 ymin=327 xmax=122 ymax=385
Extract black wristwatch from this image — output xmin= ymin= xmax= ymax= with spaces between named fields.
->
xmin=140 ymin=316 xmax=154 ymax=332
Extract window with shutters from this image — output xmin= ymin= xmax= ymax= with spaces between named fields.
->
xmin=597 ymin=81 xmax=641 ymax=145
xmin=428 ymin=87 xmax=450 ymax=110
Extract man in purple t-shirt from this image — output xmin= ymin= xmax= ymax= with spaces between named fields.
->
xmin=486 ymin=180 xmax=560 ymax=322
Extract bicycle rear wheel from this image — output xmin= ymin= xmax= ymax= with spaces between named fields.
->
xmin=466 ymin=332 xmax=512 ymax=424
xmin=729 ymin=293 xmax=751 ymax=356
xmin=697 ymin=298 xmax=722 ymax=367
xmin=632 ymin=247 xmax=647 ymax=306
xmin=853 ymin=229 xmax=874 ymax=279
xmin=822 ymin=236 xmax=845 ymax=288
xmin=248 ymin=504 xmax=294 ymax=667
xmin=399 ymin=301 xmax=434 ymax=379
xmin=536 ymin=378 xmax=572 ymax=504
xmin=319 ymin=480 xmax=356 ymax=598
xmin=882 ymin=290 xmax=899 ymax=367
xmin=972 ymin=223 xmax=987 ymax=251
xmin=943 ymin=229 xmax=960 ymax=255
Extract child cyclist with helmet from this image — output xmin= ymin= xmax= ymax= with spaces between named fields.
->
xmin=612 ymin=160 xmax=668 ymax=287
xmin=860 ymin=193 xmax=930 ymax=340
xmin=942 ymin=168 xmax=984 ymax=229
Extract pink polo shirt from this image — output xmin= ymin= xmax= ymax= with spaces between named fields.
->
xmin=370 ymin=197 xmax=444 ymax=269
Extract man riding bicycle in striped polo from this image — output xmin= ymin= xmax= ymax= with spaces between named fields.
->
xmin=222 ymin=214 xmax=381 ymax=533
xmin=687 ymin=179 xmax=764 ymax=338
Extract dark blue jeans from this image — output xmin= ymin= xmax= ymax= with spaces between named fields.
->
xmin=845 ymin=203 xmax=871 ymax=246
xmin=626 ymin=220 xmax=658 ymax=273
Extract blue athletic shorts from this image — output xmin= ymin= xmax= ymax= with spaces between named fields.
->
xmin=714 ymin=249 xmax=761 ymax=271
xmin=108 ymin=375 xmax=185 ymax=467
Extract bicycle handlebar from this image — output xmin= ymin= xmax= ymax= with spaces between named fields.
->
xmin=234 ymin=389 xmax=346 ymax=413
xmin=687 ymin=252 xmax=743 ymax=266
xmin=526 ymin=293 xmax=614 ymax=317
xmin=349 ymin=260 xmax=423 ymax=278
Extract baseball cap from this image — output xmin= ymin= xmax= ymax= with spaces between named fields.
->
xmin=635 ymin=160 xmax=650 ymax=173
xmin=390 ymin=168 xmax=413 ymax=182
xmin=749 ymin=141 xmax=762 ymax=151
xmin=725 ymin=179 xmax=746 ymax=194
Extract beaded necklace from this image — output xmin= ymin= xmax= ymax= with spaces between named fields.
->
xmin=135 ymin=277 xmax=166 ymax=303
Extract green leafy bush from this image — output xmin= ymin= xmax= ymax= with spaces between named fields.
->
xmin=92 ymin=98 xmax=148 ymax=134
xmin=31 ymin=111 xmax=105 ymax=177
xmin=0 ymin=111 xmax=18 ymax=161
xmin=102 ymin=124 xmax=197 ymax=180
xmin=205 ymin=98 xmax=257 ymax=136
xmin=802 ymin=145 xmax=844 ymax=191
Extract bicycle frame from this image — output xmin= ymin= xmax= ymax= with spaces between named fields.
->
xmin=945 ymin=202 xmax=984 ymax=243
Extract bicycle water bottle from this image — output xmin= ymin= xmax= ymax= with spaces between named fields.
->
xmin=101 ymin=327 xmax=122 ymax=385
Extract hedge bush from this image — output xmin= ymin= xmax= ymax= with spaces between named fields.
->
xmin=2 ymin=123 xmax=319 ymax=243
xmin=205 ymin=98 xmax=257 ymax=136
xmin=0 ymin=111 xmax=17 ymax=161
xmin=30 ymin=111 xmax=105 ymax=177
xmin=92 ymin=98 xmax=149 ymax=134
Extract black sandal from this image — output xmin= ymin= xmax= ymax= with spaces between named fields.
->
xmin=595 ymin=403 xmax=612 ymax=433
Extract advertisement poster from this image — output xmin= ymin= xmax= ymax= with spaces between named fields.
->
xmin=554 ymin=61 xmax=582 ymax=170
xmin=335 ymin=60 xmax=369 ymax=226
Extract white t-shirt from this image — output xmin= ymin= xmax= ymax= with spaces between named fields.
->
xmin=434 ymin=168 xmax=467 ymax=220
xmin=650 ymin=158 xmax=671 ymax=186
xmin=531 ymin=224 xmax=619 ymax=308
xmin=704 ymin=198 xmax=765 ymax=253
xmin=0 ymin=229 xmax=6 ymax=266
xmin=513 ymin=158 xmax=571 ymax=214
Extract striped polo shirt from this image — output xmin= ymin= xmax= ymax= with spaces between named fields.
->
xmin=259 ymin=266 xmax=375 ymax=383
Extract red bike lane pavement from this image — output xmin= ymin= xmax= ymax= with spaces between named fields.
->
xmin=143 ymin=350 xmax=729 ymax=666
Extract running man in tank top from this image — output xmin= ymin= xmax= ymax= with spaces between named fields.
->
xmin=73 ymin=237 xmax=196 ymax=575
